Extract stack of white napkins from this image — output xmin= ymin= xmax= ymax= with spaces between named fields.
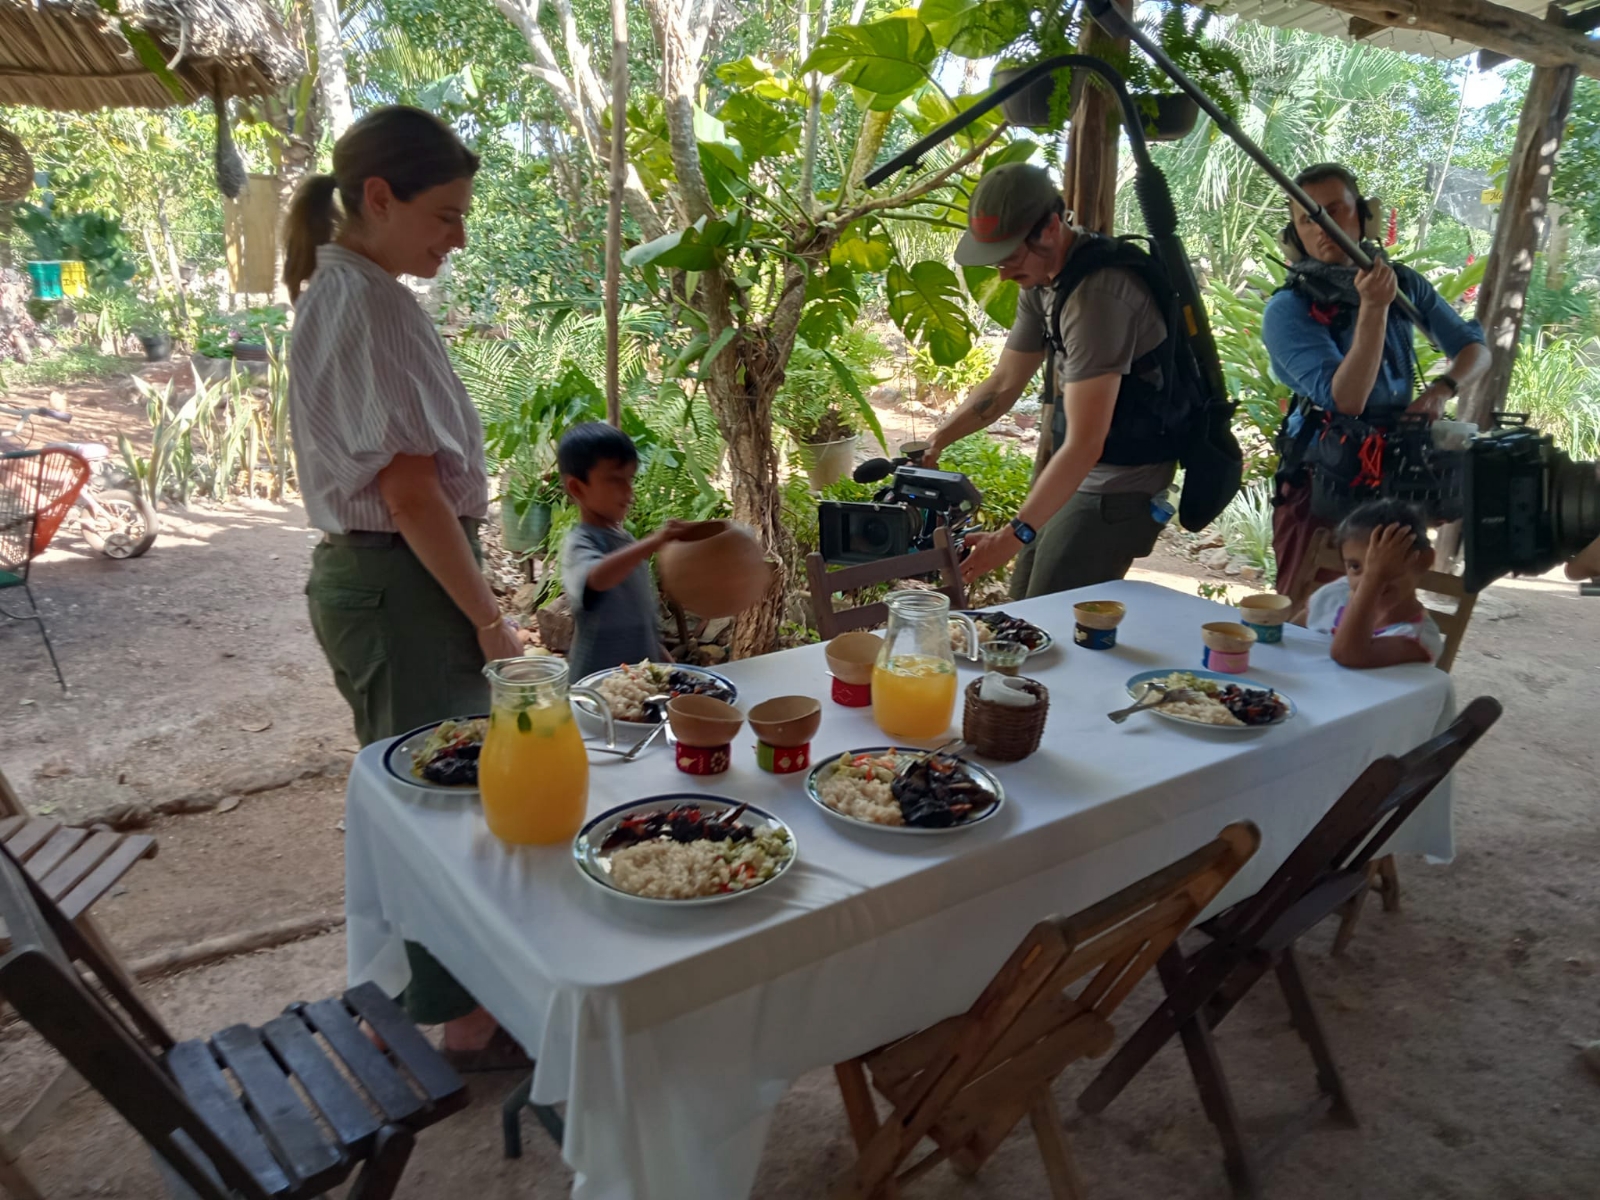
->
xmin=978 ymin=672 xmax=1038 ymax=707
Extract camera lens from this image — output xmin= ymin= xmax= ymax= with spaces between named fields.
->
xmin=858 ymin=515 xmax=893 ymax=554
xmin=1552 ymin=454 xmax=1600 ymax=559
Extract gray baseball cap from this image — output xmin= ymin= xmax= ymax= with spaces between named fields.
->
xmin=954 ymin=164 xmax=1062 ymax=267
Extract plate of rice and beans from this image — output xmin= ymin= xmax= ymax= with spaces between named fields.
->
xmin=805 ymin=747 xmax=1005 ymax=833
xmin=1124 ymin=670 xmax=1294 ymax=730
xmin=948 ymin=610 xmax=1054 ymax=658
xmin=573 ymin=795 xmax=797 ymax=905
xmin=573 ymin=662 xmax=738 ymax=738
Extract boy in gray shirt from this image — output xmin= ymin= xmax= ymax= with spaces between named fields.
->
xmin=557 ymin=423 xmax=692 ymax=681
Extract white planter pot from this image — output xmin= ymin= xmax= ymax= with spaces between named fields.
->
xmin=799 ymin=434 xmax=857 ymax=490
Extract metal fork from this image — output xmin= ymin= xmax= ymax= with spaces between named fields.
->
xmin=1106 ymin=684 xmax=1199 ymax=724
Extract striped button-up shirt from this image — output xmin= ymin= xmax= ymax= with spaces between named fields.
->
xmin=289 ymin=244 xmax=488 ymax=534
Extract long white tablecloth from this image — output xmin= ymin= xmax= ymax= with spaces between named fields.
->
xmin=344 ymin=579 xmax=1454 ymax=1200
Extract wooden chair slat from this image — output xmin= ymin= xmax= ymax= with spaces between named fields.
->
xmin=0 ymin=815 xmax=26 ymax=843
xmin=56 ymin=835 xmax=155 ymax=922
xmin=22 ymin=826 xmax=88 ymax=883
xmin=261 ymin=1013 xmax=383 ymax=1151
xmin=342 ymin=982 xmax=466 ymax=1108
xmin=297 ymin=999 xmax=425 ymax=1124
xmin=164 ymin=1040 xmax=292 ymax=1197
xmin=210 ymin=1024 xmax=345 ymax=1189
xmin=5 ymin=818 xmax=58 ymax=863
xmin=38 ymin=830 xmax=121 ymax=901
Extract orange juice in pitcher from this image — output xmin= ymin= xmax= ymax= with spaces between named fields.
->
xmin=479 ymin=658 xmax=614 ymax=845
xmin=871 ymin=592 xmax=977 ymax=741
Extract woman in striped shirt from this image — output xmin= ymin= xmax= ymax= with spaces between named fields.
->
xmin=285 ymin=107 xmax=525 ymax=1069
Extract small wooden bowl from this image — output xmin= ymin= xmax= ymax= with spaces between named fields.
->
xmin=748 ymin=696 xmax=822 ymax=748
xmin=1202 ymin=621 xmax=1258 ymax=655
xmin=1237 ymin=593 xmax=1293 ymax=627
xmin=666 ymin=694 xmax=745 ymax=748
xmin=825 ymin=631 xmax=882 ymax=686
xmin=1073 ymin=600 xmax=1126 ymax=631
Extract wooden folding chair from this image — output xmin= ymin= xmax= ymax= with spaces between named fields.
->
xmin=831 ymin=822 xmax=1260 ymax=1200
xmin=806 ymin=526 xmax=967 ymax=640
xmin=1288 ymin=525 xmax=1480 ymax=944
xmin=0 ymin=766 xmax=159 ymax=1200
xmin=1078 ymin=698 xmax=1502 ymax=1198
xmin=0 ymin=839 xmax=468 ymax=1200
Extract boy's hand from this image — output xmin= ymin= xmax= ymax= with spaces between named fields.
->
xmin=652 ymin=519 xmax=698 ymax=547
xmin=1364 ymin=523 xmax=1419 ymax=583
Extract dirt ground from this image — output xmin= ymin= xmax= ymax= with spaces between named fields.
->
xmin=2 ymin=371 xmax=1598 ymax=1199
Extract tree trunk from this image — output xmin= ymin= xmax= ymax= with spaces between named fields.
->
xmin=604 ymin=0 xmax=629 ymax=426
xmin=307 ymin=0 xmax=354 ymax=139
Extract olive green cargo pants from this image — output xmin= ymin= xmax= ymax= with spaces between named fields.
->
xmin=1008 ymin=490 xmax=1164 ymax=601
xmin=306 ymin=526 xmax=485 ymax=1024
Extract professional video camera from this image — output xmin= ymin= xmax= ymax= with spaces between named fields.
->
xmin=1460 ymin=420 xmax=1600 ymax=592
xmin=1319 ymin=412 xmax=1599 ymax=592
xmin=817 ymin=453 xmax=984 ymax=566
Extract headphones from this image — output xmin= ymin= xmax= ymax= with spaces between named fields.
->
xmin=1278 ymin=165 xmax=1383 ymax=264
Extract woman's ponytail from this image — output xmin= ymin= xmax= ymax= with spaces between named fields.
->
xmin=283 ymin=173 xmax=340 ymax=302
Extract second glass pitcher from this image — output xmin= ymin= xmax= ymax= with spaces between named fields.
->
xmin=872 ymin=591 xmax=977 ymax=740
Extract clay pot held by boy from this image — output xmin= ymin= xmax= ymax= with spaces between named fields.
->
xmin=658 ymin=520 xmax=773 ymax=619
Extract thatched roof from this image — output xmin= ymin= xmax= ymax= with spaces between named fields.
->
xmin=0 ymin=0 xmax=303 ymax=112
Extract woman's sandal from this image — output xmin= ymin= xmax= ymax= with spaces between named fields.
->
xmin=440 ymin=1026 xmax=534 ymax=1074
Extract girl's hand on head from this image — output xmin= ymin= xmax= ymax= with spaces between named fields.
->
xmin=1364 ymin=523 xmax=1418 ymax=582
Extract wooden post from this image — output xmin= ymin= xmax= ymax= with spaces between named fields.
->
xmin=602 ymin=0 xmax=629 ymax=429
xmin=1459 ymin=28 xmax=1577 ymax=432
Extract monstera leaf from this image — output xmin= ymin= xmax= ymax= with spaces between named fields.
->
xmin=960 ymin=265 xmax=1020 ymax=330
xmin=887 ymin=260 xmax=973 ymax=366
xmin=800 ymin=17 xmax=936 ymax=98
xmin=920 ymin=0 xmax=1031 ymax=59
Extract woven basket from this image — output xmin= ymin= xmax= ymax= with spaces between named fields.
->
xmin=962 ymin=677 xmax=1048 ymax=762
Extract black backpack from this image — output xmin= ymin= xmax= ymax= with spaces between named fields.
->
xmin=1043 ymin=234 xmax=1242 ymax=531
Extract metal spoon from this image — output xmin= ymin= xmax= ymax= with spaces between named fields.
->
xmin=1106 ymin=684 xmax=1198 ymax=724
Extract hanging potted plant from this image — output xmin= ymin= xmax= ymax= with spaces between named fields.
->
xmin=775 ymin=334 xmax=889 ymax=491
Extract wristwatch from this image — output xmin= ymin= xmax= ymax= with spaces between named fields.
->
xmin=1436 ymin=374 xmax=1459 ymax=396
xmin=1008 ymin=517 xmax=1038 ymax=545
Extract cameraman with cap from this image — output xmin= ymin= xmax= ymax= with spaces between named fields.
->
xmin=1265 ymin=162 xmax=1489 ymax=596
xmin=922 ymin=163 xmax=1177 ymax=598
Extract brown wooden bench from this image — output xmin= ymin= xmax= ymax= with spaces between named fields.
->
xmin=0 ymin=838 xmax=469 ymax=1199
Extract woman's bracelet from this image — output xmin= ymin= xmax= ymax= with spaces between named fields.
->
xmin=477 ymin=612 xmax=507 ymax=633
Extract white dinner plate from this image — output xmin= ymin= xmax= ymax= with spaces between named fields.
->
xmin=1124 ymin=669 xmax=1296 ymax=730
xmin=805 ymin=747 xmax=1006 ymax=834
xmin=573 ymin=794 xmax=797 ymax=906
xmin=573 ymin=664 xmax=738 ymax=741
xmin=383 ymin=715 xmax=487 ymax=795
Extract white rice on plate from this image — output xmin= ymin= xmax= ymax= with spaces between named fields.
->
xmin=816 ymin=753 xmax=904 ymax=826
xmin=1148 ymin=672 xmax=1244 ymax=726
xmin=605 ymin=832 xmax=791 ymax=900
xmin=594 ymin=661 xmax=667 ymax=722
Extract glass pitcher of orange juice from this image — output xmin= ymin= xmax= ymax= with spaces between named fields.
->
xmin=479 ymin=658 xmax=614 ymax=845
xmin=872 ymin=591 xmax=978 ymax=740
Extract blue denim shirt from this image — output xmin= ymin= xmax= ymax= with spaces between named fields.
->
xmin=1263 ymin=269 xmax=1485 ymax=436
